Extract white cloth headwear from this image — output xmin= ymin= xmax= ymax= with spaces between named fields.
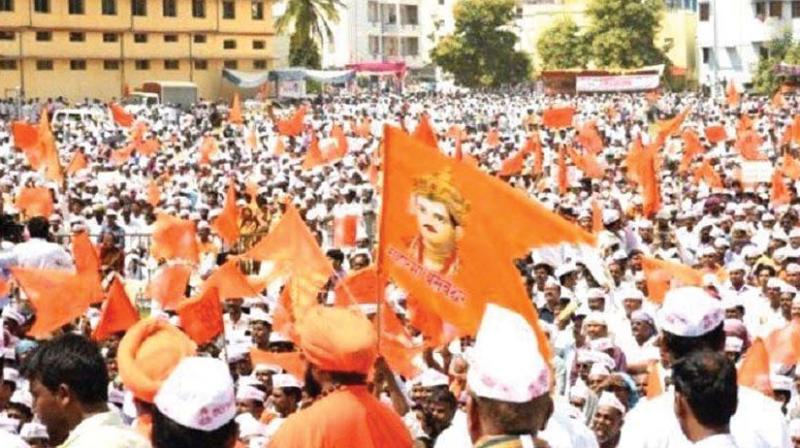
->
xmin=724 ymin=336 xmax=743 ymax=353
xmin=272 ymin=373 xmax=303 ymax=390
xmin=154 ymin=357 xmax=236 ymax=432
xmin=20 ymin=422 xmax=48 ymax=440
xmin=236 ymin=385 xmax=266 ymax=403
xmin=656 ymin=287 xmax=724 ymax=337
xmin=597 ymin=391 xmax=626 ymax=414
xmin=467 ymin=304 xmax=550 ymax=403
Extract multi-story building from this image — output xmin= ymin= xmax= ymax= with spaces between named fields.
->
xmin=514 ymin=0 xmax=699 ymax=83
xmin=697 ymin=0 xmax=800 ymax=88
xmin=0 ymin=0 xmax=288 ymax=101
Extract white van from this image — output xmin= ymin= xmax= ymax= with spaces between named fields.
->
xmin=52 ymin=108 xmax=110 ymax=126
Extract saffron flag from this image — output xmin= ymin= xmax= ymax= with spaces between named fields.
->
xmin=110 ymin=144 xmax=135 ymax=166
xmin=334 ymin=266 xmax=379 ymax=307
xmin=110 ymin=103 xmax=134 ymax=128
xmin=72 ymin=231 xmax=104 ymax=303
xmin=176 ymin=287 xmax=223 ymax=345
xmin=151 ymin=214 xmax=200 ymax=264
xmin=66 ymin=152 xmax=88 ymax=176
xmin=645 ymin=362 xmax=663 ymax=398
xmin=228 ymin=93 xmax=243 ymax=125
xmin=557 ymin=148 xmax=569 ymax=195
xmin=641 ymin=256 xmax=704 ymax=304
xmin=200 ymin=260 xmax=264 ymax=301
xmin=726 ymin=82 xmax=741 ymax=107
xmin=250 ymin=349 xmax=305 ymax=379
xmin=16 ymin=187 xmax=54 ymax=218
xmin=656 ymin=108 xmax=689 ymax=142
xmin=735 ymin=130 xmax=766 ymax=161
xmin=331 ymin=123 xmax=349 ymax=157
xmin=11 ymin=122 xmax=39 ymax=149
xmin=785 ymin=154 xmax=800 ymax=180
xmin=147 ymin=264 xmax=192 ymax=310
xmin=577 ymin=121 xmax=604 ymax=154
xmin=412 ymin=113 xmax=439 ymax=149
xmin=704 ymin=125 xmax=728 ymax=144
xmin=738 ymin=338 xmax=772 ymax=397
xmin=486 ymin=128 xmax=501 ymax=148
xmin=542 ymin=107 xmax=575 ymax=129
xmin=302 ymin=133 xmax=325 ymax=170
xmin=379 ymin=301 xmax=424 ymax=378
xmin=379 ymin=125 xmax=594 ymax=349
xmin=12 ymin=268 xmax=93 ymax=338
xmin=591 ymin=198 xmax=604 ymax=234
xmin=92 ymin=275 xmax=139 ymax=341
xmin=333 ymin=214 xmax=358 ymax=248
xmin=499 ymin=150 xmax=526 ymax=177
xmin=211 ymin=179 xmax=240 ymax=245
xmin=764 ymin=320 xmax=800 ymax=366
xmin=147 ymin=180 xmax=161 ymax=208
xmin=199 ymin=136 xmax=218 ymax=165
xmin=772 ymin=168 xmax=792 ymax=206
xmin=693 ymin=159 xmax=723 ymax=189
xmin=680 ymin=129 xmax=704 ymax=172
xmin=277 ymin=105 xmax=306 ymax=137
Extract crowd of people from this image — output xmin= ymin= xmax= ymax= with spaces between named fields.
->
xmin=0 ymin=85 xmax=796 ymax=447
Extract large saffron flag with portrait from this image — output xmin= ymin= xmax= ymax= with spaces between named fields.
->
xmin=378 ymin=126 xmax=595 ymax=349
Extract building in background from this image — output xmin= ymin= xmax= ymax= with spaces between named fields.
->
xmin=514 ymin=0 xmax=699 ymax=84
xmin=0 ymin=0 xmax=288 ymax=101
xmin=697 ymin=0 xmax=799 ymax=89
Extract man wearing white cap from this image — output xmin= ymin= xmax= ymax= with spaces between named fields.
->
xmin=152 ymin=356 xmax=238 ymax=448
xmin=592 ymin=391 xmax=626 ymax=448
xmin=619 ymin=287 xmax=788 ymax=447
xmin=466 ymin=304 xmax=553 ymax=447
xmin=264 ymin=373 xmax=302 ymax=442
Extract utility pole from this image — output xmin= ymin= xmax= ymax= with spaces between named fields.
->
xmin=712 ymin=0 xmax=719 ymax=97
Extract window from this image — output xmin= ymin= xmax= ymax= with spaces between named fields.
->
xmin=35 ymin=31 xmax=52 ymax=41
xmin=103 ymin=60 xmax=120 ymax=70
xmin=132 ymin=0 xmax=146 ymax=16
xmin=252 ymin=0 xmax=263 ymax=19
xmin=134 ymin=33 xmax=147 ymax=43
xmin=401 ymin=37 xmax=418 ymax=56
xmin=380 ymin=3 xmax=397 ymax=24
xmin=368 ymin=35 xmax=379 ymax=55
xmin=367 ymin=1 xmax=378 ymax=22
xmin=699 ymin=2 xmax=709 ymax=21
xmin=69 ymin=32 xmax=85 ymax=42
xmin=0 ymin=0 xmax=13 ymax=12
xmin=755 ymin=1 xmax=766 ymax=16
xmin=192 ymin=0 xmax=205 ymax=17
xmin=194 ymin=59 xmax=208 ymax=70
xmin=70 ymin=59 xmax=86 ymax=70
xmin=164 ymin=34 xmax=178 ymax=42
xmin=163 ymin=0 xmax=176 ymax=17
xmin=252 ymin=39 xmax=265 ymax=49
xmin=34 ymin=0 xmax=49 ymax=13
xmin=0 ymin=31 xmax=13 ymax=40
xmin=702 ymin=47 xmax=710 ymax=63
xmin=770 ymin=0 xmax=782 ymax=18
xmin=0 ymin=60 xmax=17 ymax=70
xmin=400 ymin=5 xmax=418 ymax=25
xmin=68 ymin=0 xmax=84 ymax=14
xmin=222 ymin=0 xmax=235 ymax=19
xmin=382 ymin=36 xmax=398 ymax=56
xmin=103 ymin=33 xmax=118 ymax=42
xmin=223 ymin=39 xmax=236 ymax=49
xmin=793 ymin=1 xmax=800 ymax=17
xmin=102 ymin=0 xmax=116 ymax=15
xmin=223 ymin=60 xmax=237 ymax=69
xmin=193 ymin=34 xmax=207 ymax=43
xmin=164 ymin=59 xmax=179 ymax=69
xmin=36 ymin=60 xmax=53 ymax=70
xmin=135 ymin=60 xmax=150 ymax=70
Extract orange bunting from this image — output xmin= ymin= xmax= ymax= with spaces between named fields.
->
xmin=151 ymin=214 xmax=200 ymax=264
xmin=92 ymin=275 xmax=140 ymax=341
xmin=176 ymin=287 xmax=223 ymax=345
xmin=738 ymin=338 xmax=772 ymax=397
xmin=211 ymin=179 xmax=240 ymax=245
xmin=542 ymin=106 xmax=575 ymax=129
xmin=15 ymin=187 xmax=54 ymax=218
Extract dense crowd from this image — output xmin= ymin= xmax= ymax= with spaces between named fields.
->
xmin=0 ymin=86 xmax=796 ymax=447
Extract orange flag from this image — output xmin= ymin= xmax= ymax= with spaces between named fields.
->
xmin=566 ymin=146 xmax=604 ymax=179
xmin=147 ymin=180 xmax=161 ymax=208
xmin=737 ymin=114 xmax=753 ymax=135
xmin=693 ymin=159 xmax=723 ymax=189
xmin=302 ymin=133 xmax=325 ymax=170
xmin=738 ymin=338 xmax=772 ymax=397
xmin=277 ymin=105 xmax=306 ymax=137
xmin=542 ymin=107 xmax=575 ymax=129
xmin=151 ymin=214 xmax=200 ymax=263
xmin=200 ymin=260 xmax=264 ymax=301
xmin=631 ymin=145 xmax=661 ymax=217
xmin=591 ymin=198 xmax=604 ymax=234
xmin=764 ymin=319 xmax=800 ymax=366
xmin=379 ymin=125 xmax=595 ymax=348
xmin=110 ymin=103 xmax=134 ymax=128
xmin=412 ymin=113 xmax=439 ymax=149
xmin=773 ymin=91 xmax=787 ymax=109
xmin=16 ymin=187 xmax=54 ymax=218
xmin=211 ymin=179 xmax=240 ymax=245
xmin=331 ymin=123 xmax=349 ymax=158
xmin=228 ymin=93 xmax=244 ymax=125
xmin=176 ymin=287 xmax=223 ymax=345
xmin=249 ymin=349 xmax=305 ymax=379
xmin=641 ymin=256 xmax=704 ymax=304
xmin=530 ymin=134 xmax=543 ymax=175
xmin=92 ymin=275 xmax=139 ymax=341
xmin=147 ymin=264 xmax=192 ymax=310
xmin=726 ymin=82 xmax=741 ymax=107
xmin=785 ymin=154 xmax=800 ymax=180
xmin=577 ymin=121 xmax=604 ymax=154
xmin=12 ymin=268 xmax=93 ymax=338
xmin=625 ymin=136 xmax=647 ymax=184
xmin=333 ymin=215 xmax=358 ymax=248
xmin=110 ymin=144 xmax=135 ymax=166
xmin=334 ymin=266 xmax=379 ymax=306
xmin=66 ymin=152 xmax=88 ymax=176
xmin=244 ymin=204 xmax=334 ymax=315
xmin=11 ymin=122 xmax=39 ymax=149
xmin=379 ymin=301 xmax=423 ymax=378
xmin=41 ymin=136 xmax=62 ymax=184
xmin=72 ymin=231 xmax=104 ymax=303
xmin=498 ymin=150 xmax=526 ymax=177
xmin=136 ymin=138 xmax=160 ymax=157
xmin=557 ymin=148 xmax=569 ymax=195
xmin=793 ymin=115 xmax=800 ymax=144
xmin=199 ymin=136 xmax=218 ymax=165
xmin=704 ymin=125 xmax=727 ymax=144
xmin=680 ymin=129 xmax=704 ymax=172
xmin=656 ymin=108 xmax=689 ymax=142
xmin=735 ymin=130 xmax=766 ymax=160
xmin=272 ymin=137 xmax=286 ymax=156
xmin=646 ymin=362 xmax=663 ymax=398
xmin=771 ymin=168 xmax=792 ymax=206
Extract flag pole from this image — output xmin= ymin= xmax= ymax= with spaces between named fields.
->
xmin=374 ymin=127 xmax=390 ymax=354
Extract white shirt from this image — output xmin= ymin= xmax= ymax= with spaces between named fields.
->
xmin=433 ymin=410 xmax=470 ymax=448
xmin=619 ymin=387 xmax=788 ymax=448
xmin=694 ymin=434 xmax=739 ymax=448
xmin=12 ymin=238 xmax=74 ymax=270
xmin=0 ymin=430 xmax=28 ymax=448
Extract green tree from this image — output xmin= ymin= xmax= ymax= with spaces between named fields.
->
xmin=753 ymin=28 xmax=800 ymax=94
xmin=430 ymin=0 xmax=531 ymax=88
xmin=275 ymin=0 xmax=343 ymax=68
xmin=585 ymin=0 xmax=667 ymax=69
xmin=536 ymin=17 xmax=589 ymax=70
